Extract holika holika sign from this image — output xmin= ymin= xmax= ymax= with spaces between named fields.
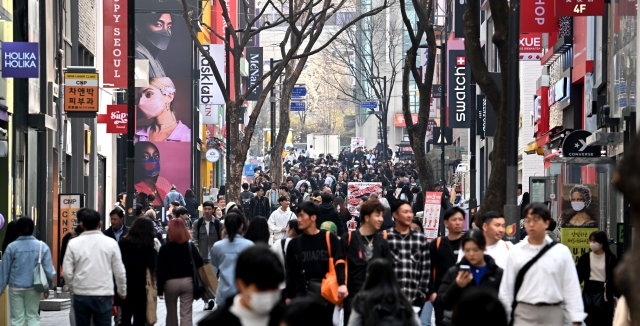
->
xmin=2 ymin=42 xmax=39 ymax=78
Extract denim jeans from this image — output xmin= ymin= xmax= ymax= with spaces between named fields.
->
xmin=9 ymin=288 xmax=41 ymax=326
xmin=73 ymin=295 xmax=112 ymax=326
xmin=420 ymin=301 xmax=434 ymax=326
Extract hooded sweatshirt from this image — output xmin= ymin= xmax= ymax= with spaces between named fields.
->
xmin=267 ymin=208 xmax=296 ymax=242
xmin=316 ymin=204 xmax=346 ymax=235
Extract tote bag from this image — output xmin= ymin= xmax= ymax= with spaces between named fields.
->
xmin=33 ymin=241 xmax=50 ymax=293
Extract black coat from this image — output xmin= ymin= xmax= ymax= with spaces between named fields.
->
xmin=185 ymin=197 xmax=200 ymax=219
xmin=198 ymin=296 xmax=284 ymax=326
xmin=317 ymin=204 xmax=347 ymax=235
xmin=249 ymin=195 xmax=271 ymax=219
xmin=436 ymin=255 xmax=503 ymax=310
xmin=103 ymin=225 xmax=130 ymax=242
xmin=576 ymin=251 xmax=619 ymax=299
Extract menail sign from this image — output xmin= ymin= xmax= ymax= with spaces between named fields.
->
xmin=448 ymin=50 xmax=470 ymax=128
xmin=246 ymin=47 xmax=263 ymax=101
xmin=2 ymin=42 xmax=39 ymax=78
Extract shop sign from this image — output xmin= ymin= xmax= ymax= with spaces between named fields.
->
xmin=433 ymin=127 xmax=452 ymax=145
xmin=519 ymin=33 xmax=542 ymax=61
xmin=64 ymin=72 xmax=99 ymax=112
xmin=555 ymin=0 xmax=604 ymax=16
xmin=201 ymin=104 xmax=220 ymax=124
xmin=521 ymin=0 xmax=557 ymax=33
xmin=561 ymin=130 xmax=600 ymax=157
xmin=103 ymin=0 xmax=127 ymax=88
xmin=2 ymin=42 xmax=39 ymax=78
xmin=453 ymin=0 xmax=466 ymax=38
xmin=394 ymin=113 xmax=419 ymax=127
xmin=548 ymin=77 xmax=568 ymax=106
xmin=423 ymin=192 xmax=443 ymax=241
xmin=106 ymin=105 xmax=128 ymax=134
xmin=246 ymin=47 xmax=263 ymax=101
xmin=206 ymin=148 xmax=221 ymax=162
xmin=448 ymin=50 xmax=470 ymax=128
xmin=199 ymin=44 xmax=225 ymax=106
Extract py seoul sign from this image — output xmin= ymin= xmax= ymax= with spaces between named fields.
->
xmin=2 ymin=42 xmax=39 ymax=78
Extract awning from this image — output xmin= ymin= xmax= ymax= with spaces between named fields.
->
xmin=524 ymin=140 xmax=544 ymax=155
xmin=0 ymin=103 xmax=8 ymax=122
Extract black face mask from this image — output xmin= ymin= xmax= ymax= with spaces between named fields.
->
xmin=147 ymin=29 xmax=171 ymax=50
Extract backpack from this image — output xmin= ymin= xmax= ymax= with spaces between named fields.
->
xmin=240 ymin=191 xmax=253 ymax=211
xmin=196 ymin=217 xmax=221 ymax=241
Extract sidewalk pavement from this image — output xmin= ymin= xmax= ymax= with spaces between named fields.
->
xmin=39 ymin=298 xmax=213 ymax=326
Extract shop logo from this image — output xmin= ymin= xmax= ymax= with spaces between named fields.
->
xmin=454 ymin=58 xmax=467 ymax=123
xmin=2 ymin=42 xmax=39 ymax=78
xmin=505 ymin=223 xmax=517 ymax=236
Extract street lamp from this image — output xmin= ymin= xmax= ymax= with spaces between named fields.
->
xmin=225 ymin=27 xmax=256 ymax=202
xmin=370 ymin=75 xmax=387 ymax=161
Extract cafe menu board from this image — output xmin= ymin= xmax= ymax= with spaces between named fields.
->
xmin=423 ymin=192 xmax=443 ymax=241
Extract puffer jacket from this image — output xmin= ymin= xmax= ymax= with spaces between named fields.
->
xmin=0 ymin=236 xmax=56 ymax=291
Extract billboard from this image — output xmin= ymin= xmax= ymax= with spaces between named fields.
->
xmin=346 ymin=182 xmax=383 ymax=218
xmin=135 ymin=2 xmax=193 ymax=204
xmin=2 ymin=42 xmax=39 ymax=78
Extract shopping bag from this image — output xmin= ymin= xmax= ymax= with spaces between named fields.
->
xmin=146 ymin=269 xmax=158 ymax=325
xmin=197 ymin=263 xmax=218 ymax=300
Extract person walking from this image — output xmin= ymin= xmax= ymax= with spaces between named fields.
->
xmin=267 ymin=196 xmax=296 ymax=242
xmin=184 ymin=189 xmax=200 ymax=222
xmin=210 ymin=210 xmax=255 ymax=304
xmin=481 ymin=211 xmax=512 ymax=269
xmin=104 ymin=208 xmax=129 ymax=242
xmin=163 ymin=185 xmax=186 ymax=209
xmin=498 ymin=203 xmax=585 ymax=326
xmin=577 ymin=230 xmax=618 ymax=326
xmin=191 ymin=200 xmax=221 ymax=311
xmin=285 ymin=201 xmax=348 ymax=323
xmin=436 ymin=230 xmax=503 ymax=324
xmin=348 ymin=259 xmax=421 ymax=326
xmin=157 ymin=219 xmax=204 ymax=326
xmin=239 ymin=183 xmax=255 ymax=221
xmin=249 ymin=186 xmax=270 ymax=221
xmin=428 ymin=207 xmax=465 ymax=325
xmin=118 ymin=218 xmax=158 ymax=326
xmin=317 ymin=193 xmax=346 ymax=235
xmin=341 ymin=200 xmax=391 ymax=322
xmin=387 ymin=199 xmax=430 ymax=311
xmin=266 ymin=182 xmax=280 ymax=213
xmin=63 ymin=208 xmax=127 ymax=326
xmin=0 ymin=217 xmax=56 ymax=326
xmin=198 ymin=245 xmax=285 ymax=326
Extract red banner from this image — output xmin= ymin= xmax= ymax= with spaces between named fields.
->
xmin=521 ymin=0 xmax=557 ymax=33
xmin=556 ymin=0 xmax=604 ymax=16
xmin=520 ymin=33 xmax=542 ymax=61
xmin=394 ymin=113 xmax=419 ymax=127
xmin=106 ymin=105 xmax=128 ymax=134
xmin=103 ymin=0 xmax=127 ymax=88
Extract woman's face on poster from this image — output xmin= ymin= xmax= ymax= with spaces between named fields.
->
xmin=148 ymin=14 xmax=173 ymax=35
xmin=571 ymin=191 xmax=585 ymax=203
xmin=142 ymin=144 xmax=160 ymax=161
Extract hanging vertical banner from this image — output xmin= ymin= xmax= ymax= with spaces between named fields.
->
xmin=453 ymin=0 xmax=467 ymax=38
xmin=448 ymin=50 xmax=470 ymax=128
xmin=246 ymin=47 xmax=263 ymax=101
xmin=238 ymin=0 xmax=257 ymax=46
xmin=103 ymin=0 xmax=128 ymax=88
xmin=201 ymin=104 xmax=221 ymax=124
xmin=521 ymin=0 xmax=558 ymax=33
xmin=199 ymin=44 xmax=225 ymax=106
xmin=423 ymin=192 xmax=443 ymax=241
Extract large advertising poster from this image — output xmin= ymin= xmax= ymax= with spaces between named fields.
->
xmin=346 ymin=183 xmax=383 ymax=230
xmin=561 ymin=228 xmax=598 ymax=264
xmin=560 ymin=184 xmax=599 ymax=228
xmin=423 ymin=192 xmax=442 ymax=241
xmin=134 ymin=1 xmax=193 ymax=207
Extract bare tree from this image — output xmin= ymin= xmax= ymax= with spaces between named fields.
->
xmin=462 ymin=0 xmax=509 ymax=216
xmin=322 ymin=6 xmax=404 ymax=159
xmin=397 ymin=0 xmax=437 ymax=193
xmin=180 ymin=0 xmax=388 ymax=200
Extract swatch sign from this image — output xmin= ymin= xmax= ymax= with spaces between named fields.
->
xmin=2 ymin=42 xmax=39 ymax=78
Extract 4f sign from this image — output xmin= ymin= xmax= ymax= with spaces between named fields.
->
xmin=556 ymin=0 xmax=604 ymax=16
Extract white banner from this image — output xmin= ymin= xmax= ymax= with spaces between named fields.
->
xmin=199 ymin=44 xmax=225 ymax=107
xmin=350 ymin=137 xmax=365 ymax=150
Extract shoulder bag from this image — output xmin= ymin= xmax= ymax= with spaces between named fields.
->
xmin=33 ymin=241 xmax=50 ymax=293
xmin=146 ymin=268 xmax=158 ymax=324
xmin=509 ymin=241 xmax=558 ymax=326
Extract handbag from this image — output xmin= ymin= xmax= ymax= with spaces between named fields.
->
xmin=320 ymin=231 xmax=344 ymax=305
xmin=187 ymin=242 xmax=211 ymax=300
xmin=146 ymin=269 xmax=158 ymax=325
xmin=33 ymin=241 xmax=50 ymax=293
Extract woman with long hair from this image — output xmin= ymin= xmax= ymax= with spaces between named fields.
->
xmin=577 ymin=231 xmax=618 ymax=326
xmin=299 ymin=183 xmax=311 ymax=202
xmin=133 ymin=141 xmax=172 ymax=207
xmin=135 ymin=77 xmax=191 ymax=142
xmin=243 ymin=216 xmax=270 ymax=245
xmin=157 ymin=219 xmax=203 ymax=326
xmin=333 ymin=196 xmax=352 ymax=226
xmin=184 ymin=189 xmax=199 ymax=222
xmin=210 ymin=210 xmax=254 ymax=304
xmin=349 ymin=259 xmax=421 ymax=325
xmin=118 ymin=218 xmax=158 ymax=326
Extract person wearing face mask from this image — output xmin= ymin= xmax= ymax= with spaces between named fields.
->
xmin=199 ymin=245 xmax=285 ymax=326
xmin=134 ymin=141 xmax=173 ymax=207
xmin=561 ymin=184 xmax=598 ymax=227
xmin=135 ymin=77 xmax=191 ymax=142
xmin=576 ymin=231 xmax=619 ymax=326
xmin=135 ymin=13 xmax=172 ymax=78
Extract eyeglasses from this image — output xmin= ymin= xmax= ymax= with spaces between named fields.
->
xmin=523 ymin=216 xmax=543 ymax=224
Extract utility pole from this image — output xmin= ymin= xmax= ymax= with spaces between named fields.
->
xmin=469 ymin=71 xmax=477 ymax=216
xmin=125 ymin=0 xmax=135 ymax=226
xmin=439 ymin=37 xmax=447 ymax=186
xmin=504 ymin=0 xmax=521 ymax=241
xmin=225 ymin=27 xmax=231 ymax=202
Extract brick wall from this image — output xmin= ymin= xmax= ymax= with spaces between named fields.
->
xmin=78 ymin=0 xmax=96 ymax=54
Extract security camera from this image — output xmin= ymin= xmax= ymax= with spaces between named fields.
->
xmin=0 ymin=127 xmax=6 ymax=137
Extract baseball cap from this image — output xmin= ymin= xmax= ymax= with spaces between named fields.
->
xmin=320 ymin=221 xmax=338 ymax=235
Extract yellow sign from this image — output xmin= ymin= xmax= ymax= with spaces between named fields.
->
xmin=64 ymin=72 xmax=99 ymax=112
xmin=561 ymin=228 xmax=598 ymax=265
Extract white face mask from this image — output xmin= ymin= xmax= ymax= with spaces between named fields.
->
xmin=590 ymin=243 xmax=602 ymax=252
xmin=138 ymin=94 xmax=166 ymax=119
xmin=248 ymin=289 xmax=281 ymax=315
xmin=571 ymin=202 xmax=585 ymax=212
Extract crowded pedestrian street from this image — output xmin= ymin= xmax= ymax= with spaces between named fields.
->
xmin=1 ymin=0 xmax=639 ymax=325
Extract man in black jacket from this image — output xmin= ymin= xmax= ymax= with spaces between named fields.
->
xmin=250 ymin=186 xmax=271 ymax=219
xmin=104 ymin=208 xmax=129 ymax=242
xmin=428 ymin=206 xmax=465 ymax=326
xmin=239 ymin=183 xmax=254 ymax=221
xmin=199 ymin=246 xmax=285 ymax=326
xmin=316 ymin=193 xmax=346 ymax=235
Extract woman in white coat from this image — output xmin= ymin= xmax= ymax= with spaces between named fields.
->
xmin=267 ymin=196 xmax=297 ymax=242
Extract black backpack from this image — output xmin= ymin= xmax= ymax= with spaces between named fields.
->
xmin=240 ymin=191 xmax=253 ymax=211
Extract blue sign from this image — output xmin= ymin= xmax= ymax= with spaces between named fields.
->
xmin=292 ymin=87 xmax=307 ymax=98
xmin=2 ymin=42 xmax=39 ymax=78
xmin=360 ymin=101 xmax=378 ymax=109
xmin=290 ymin=101 xmax=306 ymax=111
